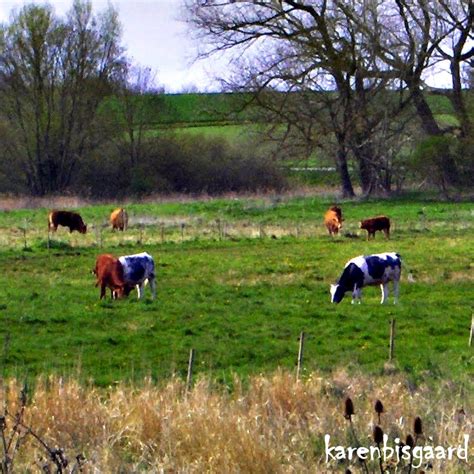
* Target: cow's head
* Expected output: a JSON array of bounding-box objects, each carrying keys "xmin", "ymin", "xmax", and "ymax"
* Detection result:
[
  {"xmin": 79, "ymin": 223, "xmax": 87, "ymax": 234},
  {"xmin": 112, "ymin": 286, "xmax": 125, "ymax": 299},
  {"xmin": 112, "ymin": 284, "xmax": 135, "ymax": 299},
  {"xmin": 330, "ymin": 284, "xmax": 345, "ymax": 303}
]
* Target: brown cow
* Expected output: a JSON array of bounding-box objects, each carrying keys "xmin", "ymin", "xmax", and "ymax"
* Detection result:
[
  {"xmin": 93, "ymin": 254, "xmax": 132, "ymax": 299},
  {"xmin": 48, "ymin": 210, "xmax": 87, "ymax": 234},
  {"xmin": 110, "ymin": 208, "xmax": 128, "ymax": 231},
  {"xmin": 324, "ymin": 205, "xmax": 343, "ymax": 236},
  {"xmin": 360, "ymin": 216, "xmax": 391, "ymax": 240}
]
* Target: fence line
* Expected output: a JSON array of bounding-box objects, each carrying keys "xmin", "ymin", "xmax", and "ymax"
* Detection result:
[
  {"xmin": 178, "ymin": 323, "xmax": 409, "ymax": 387},
  {"xmin": 3, "ymin": 214, "xmax": 474, "ymax": 251},
  {"xmin": 5, "ymin": 219, "xmax": 344, "ymax": 251}
]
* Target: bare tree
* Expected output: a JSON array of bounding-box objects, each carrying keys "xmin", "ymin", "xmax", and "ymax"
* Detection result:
[
  {"xmin": 361, "ymin": 0, "xmax": 473, "ymax": 185},
  {"xmin": 431, "ymin": 0, "xmax": 473, "ymax": 138},
  {"xmin": 186, "ymin": 0, "xmax": 472, "ymax": 195},
  {"xmin": 111, "ymin": 64, "xmax": 164, "ymax": 167},
  {"xmin": 0, "ymin": 0, "xmax": 125, "ymax": 195},
  {"xmin": 185, "ymin": 0, "xmax": 421, "ymax": 196}
]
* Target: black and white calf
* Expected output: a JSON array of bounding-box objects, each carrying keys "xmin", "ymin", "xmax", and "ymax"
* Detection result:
[
  {"xmin": 330, "ymin": 252, "xmax": 401, "ymax": 304},
  {"xmin": 118, "ymin": 252, "xmax": 156, "ymax": 299}
]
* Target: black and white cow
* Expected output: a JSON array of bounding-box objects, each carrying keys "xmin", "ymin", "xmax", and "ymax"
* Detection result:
[
  {"xmin": 118, "ymin": 252, "xmax": 156, "ymax": 299},
  {"xmin": 330, "ymin": 252, "xmax": 401, "ymax": 304}
]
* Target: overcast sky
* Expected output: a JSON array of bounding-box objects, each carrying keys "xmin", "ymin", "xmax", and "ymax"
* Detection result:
[
  {"xmin": 0, "ymin": 0, "xmax": 454, "ymax": 92},
  {"xmin": 0, "ymin": 0, "xmax": 223, "ymax": 93}
]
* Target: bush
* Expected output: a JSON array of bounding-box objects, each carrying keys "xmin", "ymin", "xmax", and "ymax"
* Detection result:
[
  {"xmin": 412, "ymin": 135, "xmax": 458, "ymax": 192},
  {"xmin": 72, "ymin": 135, "xmax": 287, "ymax": 198},
  {"xmin": 412, "ymin": 135, "xmax": 474, "ymax": 194}
]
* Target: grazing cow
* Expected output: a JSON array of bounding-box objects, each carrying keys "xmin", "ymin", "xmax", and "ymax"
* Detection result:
[
  {"xmin": 110, "ymin": 208, "xmax": 128, "ymax": 231},
  {"xmin": 324, "ymin": 205, "xmax": 344, "ymax": 236},
  {"xmin": 330, "ymin": 252, "xmax": 402, "ymax": 304},
  {"xmin": 93, "ymin": 254, "xmax": 142, "ymax": 299},
  {"xmin": 93, "ymin": 254, "xmax": 124, "ymax": 299},
  {"xmin": 119, "ymin": 252, "xmax": 156, "ymax": 300},
  {"xmin": 360, "ymin": 216, "xmax": 390, "ymax": 240},
  {"xmin": 48, "ymin": 210, "xmax": 87, "ymax": 234}
]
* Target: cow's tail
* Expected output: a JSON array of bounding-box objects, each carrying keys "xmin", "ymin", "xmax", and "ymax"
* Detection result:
[{"xmin": 395, "ymin": 253, "xmax": 415, "ymax": 282}]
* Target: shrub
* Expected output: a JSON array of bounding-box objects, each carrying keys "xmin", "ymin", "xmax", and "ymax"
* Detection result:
[
  {"xmin": 72, "ymin": 135, "xmax": 287, "ymax": 198},
  {"xmin": 411, "ymin": 135, "xmax": 473, "ymax": 193}
]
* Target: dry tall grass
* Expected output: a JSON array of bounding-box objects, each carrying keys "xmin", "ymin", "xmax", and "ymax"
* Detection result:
[
  {"xmin": 0, "ymin": 370, "xmax": 471, "ymax": 472},
  {"xmin": 0, "ymin": 188, "xmax": 335, "ymax": 211}
]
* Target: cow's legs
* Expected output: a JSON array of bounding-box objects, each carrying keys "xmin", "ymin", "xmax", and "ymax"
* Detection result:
[
  {"xmin": 136, "ymin": 283, "xmax": 144, "ymax": 299},
  {"xmin": 393, "ymin": 279, "xmax": 400, "ymax": 304},
  {"xmin": 351, "ymin": 285, "xmax": 362, "ymax": 304},
  {"xmin": 100, "ymin": 284, "xmax": 106, "ymax": 299},
  {"xmin": 149, "ymin": 277, "xmax": 157, "ymax": 300},
  {"xmin": 380, "ymin": 283, "xmax": 389, "ymax": 304}
]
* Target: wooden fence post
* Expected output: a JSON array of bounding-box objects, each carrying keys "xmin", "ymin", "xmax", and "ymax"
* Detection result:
[
  {"xmin": 389, "ymin": 319, "xmax": 396, "ymax": 361},
  {"xmin": 469, "ymin": 315, "xmax": 473, "ymax": 347},
  {"xmin": 296, "ymin": 331, "xmax": 305, "ymax": 381},
  {"xmin": 22, "ymin": 228, "xmax": 27, "ymax": 250},
  {"xmin": 181, "ymin": 223, "xmax": 185, "ymax": 242},
  {"xmin": 95, "ymin": 224, "xmax": 102, "ymax": 248},
  {"xmin": 186, "ymin": 348, "xmax": 195, "ymax": 393},
  {"xmin": 216, "ymin": 219, "xmax": 222, "ymax": 240}
]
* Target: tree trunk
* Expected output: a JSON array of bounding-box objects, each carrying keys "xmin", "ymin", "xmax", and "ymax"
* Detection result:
[
  {"xmin": 356, "ymin": 153, "xmax": 375, "ymax": 195},
  {"xmin": 335, "ymin": 146, "xmax": 355, "ymax": 198}
]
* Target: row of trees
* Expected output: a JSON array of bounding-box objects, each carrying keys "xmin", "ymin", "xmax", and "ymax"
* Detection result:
[
  {"xmin": 0, "ymin": 1, "xmax": 175, "ymax": 196},
  {"xmin": 0, "ymin": 1, "xmax": 286, "ymax": 197},
  {"xmin": 0, "ymin": 1, "xmax": 471, "ymax": 197},
  {"xmin": 0, "ymin": 1, "xmax": 124, "ymax": 195},
  {"xmin": 186, "ymin": 0, "xmax": 473, "ymax": 196}
]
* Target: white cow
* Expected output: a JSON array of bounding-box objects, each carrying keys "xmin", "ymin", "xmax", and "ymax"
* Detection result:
[
  {"xmin": 330, "ymin": 252, "xmax": 402, "ymax": 304},
  {"xmin": 119, "ymin": 252, "xmax": 156, "ymax": 299}
]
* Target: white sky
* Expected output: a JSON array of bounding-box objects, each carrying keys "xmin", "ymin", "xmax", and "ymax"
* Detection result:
[
  {"xmin": 0, "ymin": 0, "xmax": 224, "ymax": 93},
  {"xmin": 0, "ymin": 0, "xmax": 456, "ymax": 92}
]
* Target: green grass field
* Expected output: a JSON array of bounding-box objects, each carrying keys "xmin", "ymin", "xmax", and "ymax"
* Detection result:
[{"xmin": 0, "ymin": 195, "xmax": 472, "ymax": 387}]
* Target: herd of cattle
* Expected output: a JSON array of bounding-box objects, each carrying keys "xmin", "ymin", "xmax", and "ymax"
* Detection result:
[
  {"xmin": 46, "ymin": 206, "xmax": 401, "ymax": 304},
  {"xmin": 323, "ymin": 205, "xmax": 391, "ymax": 240}
]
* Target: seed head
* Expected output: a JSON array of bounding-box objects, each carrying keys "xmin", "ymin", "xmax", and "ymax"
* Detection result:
[
  {"xmin": 373, "ymin": 425, "xmax": 384, "ymax": 444},
  {"xmin": 344, "ymin": 397, "xmax": 354, "ymax": 420},
  {"xmin": 414, "ymin": 416, "xmax": 423, "ymax": 436},
  {"xmin": 375, "ymin": 399, "xmax": 384, "ymax": 423},
  {"xmin": 374, "ymin": 399, "xmax": 384, "ymax": 414},
  {"xmin": 406, "ymin": 434, "xmax": 415, "ymax": 448}
]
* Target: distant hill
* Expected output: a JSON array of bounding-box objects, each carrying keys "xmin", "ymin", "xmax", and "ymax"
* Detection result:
[{"xmin": 102, "ymin": 90, "xmax": 463, "ymax": 129}]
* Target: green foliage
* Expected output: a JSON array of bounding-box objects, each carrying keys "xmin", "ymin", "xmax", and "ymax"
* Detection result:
[
  {"xmin": 0, "ymin": 195, "xmax": 471, "ymax": 387},
  {"xmin": 72, "ymin": 135, "xmax": 287, "ymax": 197},
  {"xmin": 0, "ymin": 1, "xmax": 124, "ymax": 195},
  {"xmin": 412, "ymin": 136, "xmax": 458, "ymax": 190},
  {"xmin": 413, "ymin": 135, "xmax": 474, "ymax": 192}
]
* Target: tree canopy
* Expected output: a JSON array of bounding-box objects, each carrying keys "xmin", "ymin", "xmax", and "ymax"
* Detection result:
[{"xmin": 186, "ymin": 0, "xmax": 473, "ymax": 196}]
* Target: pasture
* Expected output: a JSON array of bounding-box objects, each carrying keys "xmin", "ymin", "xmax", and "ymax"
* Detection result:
[{"xmin": 0, "ymin": 194, "xmax": 472, "ymax": 387}]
